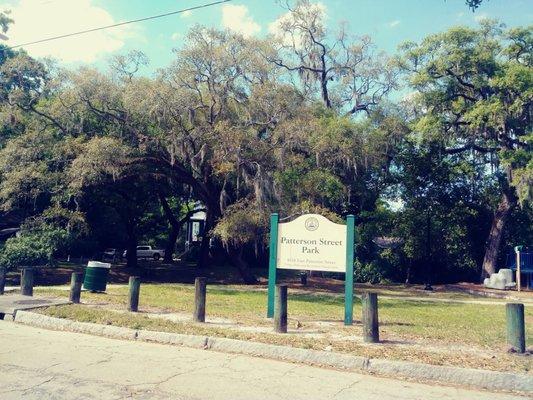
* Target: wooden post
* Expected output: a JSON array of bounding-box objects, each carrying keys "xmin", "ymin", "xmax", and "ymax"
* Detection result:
[
  {"xmin": 506, "ymin": 303, "xmax": 525, "ymax": 353},
  {"xmin": 344, "ymin": 215, "xmax": 355, "ymax": 325},
  {"xmin": 0, "ymin": 267, "xmax": 6, "ymax": 295},
  {"xmin": 516, "ymin": 250, "xmax": 521, "ymax": 292},
  {"xmin": 267, "ymin": 213, "xmax": 279, "ymax": 318},
  {"xmin": 193, "ymin": 277, "xmax": 207, "ymax": 323},
  {"xmin": 274, "ymin": 284, "xmax": 287, "ymax": 333},
  {"xmin": 20, "ymin": 267, "xmax": 34, "ymax": 296},
  {"xmin": 128, "ymin": 276, "xmax": 141, "ymax": 312},
  {"xmin": 362, "ymin": 292, "xmax": 379, "ymax": 343},
  {"xmin": 69, "ymin": 272, "xmax": 83, "ymax": 304}
]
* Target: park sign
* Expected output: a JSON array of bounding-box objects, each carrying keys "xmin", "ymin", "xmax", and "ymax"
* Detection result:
[
  {"xmin": 267, "ymin": 213, "xmax": 356, "ymax": 325},
  {"xmin": 277, "ymin": 214, "xmax": 347, "ymax": 272}
]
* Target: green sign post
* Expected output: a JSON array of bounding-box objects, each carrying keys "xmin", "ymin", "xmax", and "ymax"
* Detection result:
[
  {"xmin": 344, "ymin": 214, "xmax": 355, "ymax": 325},
  {"xmin": 267, "ymin": 213, "xmax": 356, "ymax": 325},
  {"xmin": 267, "ymin": 213, "xmax": 279, "ymax": 320}
]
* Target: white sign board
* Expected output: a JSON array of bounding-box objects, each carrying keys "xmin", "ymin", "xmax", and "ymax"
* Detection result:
[{"xmin": 276, "ymin": 214, "xmax": 347, "ymax": 272}]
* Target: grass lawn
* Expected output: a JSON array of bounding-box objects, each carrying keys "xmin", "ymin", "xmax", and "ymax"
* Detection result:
[
  {"xmin": 35, "ymin": 283, "xmax": 533, "ymax": 346},
  {"xmin": 34, "ymin": 283, "xmax": 533, "ymax": 373}
]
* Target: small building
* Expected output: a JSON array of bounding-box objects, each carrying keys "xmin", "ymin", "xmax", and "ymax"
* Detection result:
[{"xmin": 186, "ymin": 207, "xmax": 206, "ymax": 248}]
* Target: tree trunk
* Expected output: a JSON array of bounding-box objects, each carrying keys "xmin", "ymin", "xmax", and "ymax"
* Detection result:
[
  {"xmin": 197, "ymin": 199, "xmax": 219, "ymax": 269},
  {"xmin": 125, "ymin": 227, "xmax": 137, "ymax": 269},
  {"xmin": 321, "ymin": 79, "xmax": 331, "ymax": 108},
  {"xmin": 164, "ymin": 225, "xmax": 179, "ymax": 263},
  {"xmin": 480, "ymin": 191, "xmax": 515, "ymax": 281},
  {"xmin": 197, "ymin": 233, "xmax": 211, "ymax": 268},
  {"xmin": 159, "ymin": 194, "xmax": 201, "ymax": 264},
  {"xmin": 227, "ymin": 245, "xmax": 258, "ymax": 285},
  {"xmin": 159, "ymin": 194, "xmax": 180, "ymax": 263},
  {"xmin": 405, "ymin": 258, "xmax": 412, "ymax": 285}
]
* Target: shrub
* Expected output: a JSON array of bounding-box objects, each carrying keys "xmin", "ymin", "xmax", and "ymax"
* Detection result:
[
  {"xmin": 354, "ymin": 260, "xmax": 384, "ymax": 284},
  {"xmin": 0, "ymin": 225, "xmax": 67, "ymax": 269}
]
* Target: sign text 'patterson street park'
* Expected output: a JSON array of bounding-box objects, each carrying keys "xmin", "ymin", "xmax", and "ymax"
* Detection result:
[{"xmin": 276, "ymin": 214, "xmax": 347, "ymax": 272}]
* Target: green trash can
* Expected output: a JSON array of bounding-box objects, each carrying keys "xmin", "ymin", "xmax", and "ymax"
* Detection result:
[{"xmin": 83, "ymin": 261, "xmax": 111, "ymax": 292}]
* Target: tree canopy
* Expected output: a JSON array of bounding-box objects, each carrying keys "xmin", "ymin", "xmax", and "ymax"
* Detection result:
[{"xmin": 0, "ymin": 2, "xmax": 531, "ymax": 285}]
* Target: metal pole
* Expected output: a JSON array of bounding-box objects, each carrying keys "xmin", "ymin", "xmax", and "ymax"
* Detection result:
[
  {"xmin": 344, "ymin": 215, "xmax": 355, "ymax": 325},
  {"xmin": 516, "ymin": 250, "xmax": 521, "ymax": 292},
  {"xmin": 267, "ymin": 213, "xmax": 279, "ymax": 318}
]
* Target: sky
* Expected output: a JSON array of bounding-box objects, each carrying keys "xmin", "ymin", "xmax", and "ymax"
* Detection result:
[{"xmin": 0, "ymin": 0, "xmax": 531, "ymax": 74}]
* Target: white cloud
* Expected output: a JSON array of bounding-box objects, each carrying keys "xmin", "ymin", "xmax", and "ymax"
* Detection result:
[
  {"xmin": 268, "ymin": 2, "xmax": 327, "ymax": 35},
  {"xmin": 171, "ymin": 32, "xmax": 181, "ymax": 41},
  {"xmin": 4, "ymin": 0, "xmax": 140, "ymax": 63},
  {"xmin": 388, "ymin": 20, "xmax": 400, "ymax": 28},
  {"xmin": 221, "ymin": 4, "xmax": 260, "ymax": 38},
  {"xmin": 180, "ymin": 10, "xmax": 193, "ymax": 18}
]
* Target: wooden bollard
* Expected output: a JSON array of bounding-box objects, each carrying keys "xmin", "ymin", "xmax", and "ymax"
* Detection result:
[
  {"xmin": 69, "ymin": 272, "xmax": 83, "ymax": 303},
  {"xmin": 128, "ymin": 276, "xmax": 141, "ymax": 312},
  {"xmin": 20, "ymin": 267, "xmax": 34, "ymax": 296},
  {"xmin": 0, "ymin": 267, "xmax": 6, "ymax": 295},
  {"xmin": 362, "ymin": 292, "xmax": 379, "ymax": 343},
  {"xmin": 274, "ymin": 284, "xmax": 288, "ymax": 333},
  {"xmin": 506, "ymin": 303, "xmax": 525, "ymax": 353},
  {"xmin": 193, "ymin": 277, "xmax": 207, "ymax": 322}
]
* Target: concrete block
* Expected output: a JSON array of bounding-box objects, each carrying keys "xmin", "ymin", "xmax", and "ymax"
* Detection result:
[
  {"xmin": 499, "ymin": 268, "xmax": 514, "ymax": 284},
  {"xmin": 491, "ymin": 275, "xmax": 506, "ymax": 290}
]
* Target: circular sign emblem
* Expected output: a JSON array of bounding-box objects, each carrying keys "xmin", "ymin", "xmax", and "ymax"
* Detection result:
[{"xmin": 305, "ymin": 217, "xmax": 319, "ymax": 231}]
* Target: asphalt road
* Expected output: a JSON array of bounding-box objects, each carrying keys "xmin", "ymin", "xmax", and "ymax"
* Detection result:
[{"xmin": 0, "ymin": 321, "xmax": 526, "ymax": 400}]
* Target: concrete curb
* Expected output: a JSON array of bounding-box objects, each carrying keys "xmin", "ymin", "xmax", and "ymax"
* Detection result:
[
  {"xmin": 13, "ymin": 310, "xmax": 533, "ymax": 394},
  {"xmin": 14, "ymin": 311, "xmax": 137, "ymax": 340},
  {"xmin": 137, "ymin": 329, "xmax": 207, "ymax": 349}
]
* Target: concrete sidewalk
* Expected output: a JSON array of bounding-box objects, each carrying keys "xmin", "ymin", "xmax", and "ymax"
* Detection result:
[
  {"xmin": 0, "ymin": 294, "xmax": 70, "ymax": 317},
  {"xmin": 0, "ymin": 321, "xmax": 527, "ymax": 400}
]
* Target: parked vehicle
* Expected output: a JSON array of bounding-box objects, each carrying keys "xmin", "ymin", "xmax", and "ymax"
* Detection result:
[
  {"xmin": 103, "ymin": 248, "xmax": 119, "ymax": 260},
  {"xmin": 122, "ymin": 245, "xmax": 165, "ymax": 260}
]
